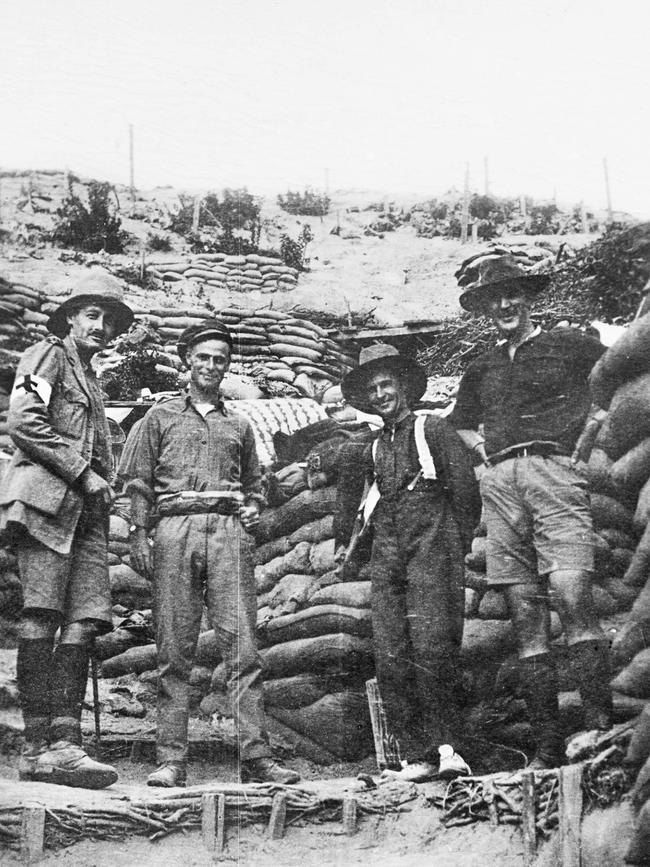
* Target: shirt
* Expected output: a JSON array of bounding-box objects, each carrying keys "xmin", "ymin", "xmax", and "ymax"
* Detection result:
[
  {"xmin": 118, "ymin": 393, "xmax": 264, "ymax": 504},
  {"xmin": 451, "ymin": 328, "xmax": 604, "ymax": 456}
]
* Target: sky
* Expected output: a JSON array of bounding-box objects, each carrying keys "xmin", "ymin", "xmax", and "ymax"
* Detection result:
[{"xmin": 2, "ymin": 0, "xmax": 650, "ymax": 216}]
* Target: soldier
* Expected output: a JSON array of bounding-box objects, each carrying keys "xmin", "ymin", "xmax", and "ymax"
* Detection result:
[
  {"xmin": 341, "ymin": 344, "xmax": 481, "ymax": 781},
  {"xmin": 120, "ymin": 321, "xmax": 300, "ymax": 788},
  {"xmin": 451, "ymin": 255, "xmax": 611, "ymax": 768},
  {"xmin": 1, "ymin": 271, "xmax": 133, "ymax": 788}
]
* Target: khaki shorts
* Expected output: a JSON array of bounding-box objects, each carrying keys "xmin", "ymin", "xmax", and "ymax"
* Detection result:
[
  {"xmin": 15, "ymin": 517, "xmax": 112, "ymax": 630},
  {"xmin": 480, "ymin": 454, "xmax": 594, "ymax": 585}
]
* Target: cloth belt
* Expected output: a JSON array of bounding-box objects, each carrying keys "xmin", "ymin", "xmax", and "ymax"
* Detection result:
[
  {"xmin": 488, "ymin": 442, "xmax": 570, "ymax": 467},
  {"xmin": 156, "ymin": 491, "xmax": 243, "ymax": 518}
]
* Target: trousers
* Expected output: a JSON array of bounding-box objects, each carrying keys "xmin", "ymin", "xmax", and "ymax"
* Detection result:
[{"xmin": 153, "ymin": 513, "xmax": 271, "ymax": 765}]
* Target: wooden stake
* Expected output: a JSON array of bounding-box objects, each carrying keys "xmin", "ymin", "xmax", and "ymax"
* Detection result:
[
  {"xmin": 559, "ymin": 765, "xmax": 583, "ymax": 867},
  {"xmin": 192, "ymin": 196, "xmax": 201, "ymax": 233},
  {"xmin": 202, "ymin": 792, "xmax": 226, "ymax": 856},
  {"xmin": 485, "ymin": 780, "xmax": 498, "ymax": 828},
  {"xmin": 342, "ymin": 796, "xmax": 358, "ymax": 836},
  {"xmin": 580, "ymin": 202, "xmax": 589, "ymax": 234},
  {"xmin": 461, "ymin": 163, "xmax": 470, "ymax": 244},
  {"xmin": 268, "ymin": 792, "xmax": 288, "ymax": 839},
  {"xmin": 21, "ymin": 805, "xmax": 45, "ymax": 863},
  {"xmin": 520, "ymin": 771, "xmax": 537, "ymax": 865}
]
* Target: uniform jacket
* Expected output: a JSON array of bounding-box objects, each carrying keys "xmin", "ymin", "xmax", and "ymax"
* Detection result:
[{"xmin": 0, "ymin": 334, "xmax": 111, "ymax": 554}]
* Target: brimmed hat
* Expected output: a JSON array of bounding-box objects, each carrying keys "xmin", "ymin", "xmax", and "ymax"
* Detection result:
[
  {"xmin": 458, "ymin": 255, "xmax": 551, "ymax": 313},
  {"xmin": 177, "ymin": 320, "xmax": 233, "ymax": 364},
  {"xmin": 47, "ymin": 271, "xmax": 134, "ymax": 337},
  {"xmin": 341, "ymin": 344, "xmax": 427, "ymax": 413}
]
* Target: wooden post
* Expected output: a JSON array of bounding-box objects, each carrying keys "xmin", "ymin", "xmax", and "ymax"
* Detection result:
[
  {"xmin": 192, "ymin": 196, "xmax": 201, "ymax": 233},
  {"xmin": 21, "ymin": 805, "xmax": 45, "ymax": 863},
  {"xmin": 559, "ymin": 765, "xmax": 583, "ymax": 867},
  {"xmin": 603, "ymin": 157, "xmax": 613, "ymax": 223},
  {"xmin": 483, "ymin": 155, "xmax": 489, "ymax": 196},
  {"xmin": 520, "ymin": 771, "xmax": 537, "ymax": 865},
  {"xmin": 342, "ymin": 797, "xmax": 358, "ymax": 835},
  {"xmin": 129, "ymin": 124, "xmax": 135, "ymax": 211},
  {"xmin": 460, "ymin": 163, "xmax": 470, "ymax": 244},
  {"xmin": 580, "ymin": 202, "xmax": 589, "ymax": 234},
  {"xmin": 268, "ymin": 792, "xmax": 288, "ymax": 839},
  {"xmin": 140, "ymin": 243, "xmax": 146, "ymax": 282},
  {"xmin": 471, "ymin": 221, "xmax": 479, "ymax": 243},
  {"xmin": 202, "ymin": 792, "xmax": 226, "ymax": 856},
  {"xmin": 485, "ymin": 780, "xmax": 498, "ymax": 828}
]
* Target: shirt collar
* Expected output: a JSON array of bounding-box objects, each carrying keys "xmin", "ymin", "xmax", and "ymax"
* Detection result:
[
  {"xmin": 183, "ymin": 390, "xmax": 228, "ymax": 416},
  {"xmin": 496, "ymin": 325, "xmax": 542, "ymax": 348},
  {"xmin": 381, "ymin": 407, "xmax": 411, "ymax": 434}
]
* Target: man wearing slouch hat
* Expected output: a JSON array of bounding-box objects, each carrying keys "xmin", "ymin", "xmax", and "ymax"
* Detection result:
[
  {"xmin": 341, "ymin": 344, "xmax": 480, "ymax": 781},
  {"xmin": 451, "ymin": 255, "xmax": 611, "ymax": 769},
  {"xmin": 1, "ymin": 271, "xmax": 133, "ymax": 788},
  {"xmin": 120, "ymin": 320, "xmax": 300, "ymax": 788}
]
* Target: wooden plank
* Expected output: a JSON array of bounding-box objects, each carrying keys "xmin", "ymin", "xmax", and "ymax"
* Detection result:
[
  {"xmin": 268, "ymin": 792, "xmax": 287, "ymax": 839},
  {"xmin": 559, "ymin": 765, "xmax": 583, "ymax": 867},
  {"xmin": 21, "ymin": 805, "xmax": 45, "ymax": 863},
  {"xmin": 484, "ymin": 780, "xmax": 498, "ymax": 829},
  {"xmin": 342, "ymin": 796, "xmax": 357, "ymax": 836},
  {"xmin": 202, "ymin": 792, "xmax": 226, "ymax": 856},
  {"xmin": 520, "ymin": 771, "xmax": 537, "ymax": 865}
]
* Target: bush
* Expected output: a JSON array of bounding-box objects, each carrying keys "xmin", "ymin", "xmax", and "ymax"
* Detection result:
[
  {"xmin": 280, "ymin": 225, "xmax": 313, "ymax": 271},
  {"xmin": 146, "ymin": 232, "xmax": 172, "ymax": 252},
  {"xmin": 169, "ymin": 188, "xmax": 262, "ymax": 251},
  {"xmin": 277, "ymin": 188, "xmax": 330, "ymax": 216},
  {"xmin": 52, "ymin": 179, "xmax": 127, "ymax": 253}
]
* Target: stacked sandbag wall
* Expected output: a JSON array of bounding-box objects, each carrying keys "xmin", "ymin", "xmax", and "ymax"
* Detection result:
[
  {"xmin": 588, "ymin": 314, "xmax": 650, "ymax": 698},
  {"xmin": 0, "ymin": 276, "xmax": 48, "ymax": 350},
  {"xmin": 146, "ymin": 253, "xmax": 300, "ymax": 295}
]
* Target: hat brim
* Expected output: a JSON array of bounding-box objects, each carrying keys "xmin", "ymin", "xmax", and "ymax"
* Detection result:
[
  {"xmin": 459, "ymin": 273, "xmax": 551, "ymax": 313},
  {"xmin": 341, "ymin": 355, "xmax": 427, "ymax": 413},
  {"xmin": 47, "ymin": 295, "xmax": 134, "ymax": 337}
]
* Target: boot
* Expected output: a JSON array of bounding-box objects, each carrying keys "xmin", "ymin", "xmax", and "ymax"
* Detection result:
[
  {"xmin": 16, "ymin": 636, "xmax": 53, "ymax": 771},
  {"xmin": 519, "ymin": 654, "xmax": 563, "ymax": 770},
  {"xmin": 147, "ymin": 763, "xmax": 186, "ymax": 788},
  {"xmin": 570, "ymin": 639, "xmax": 613, "ymax": 731},
  {"xmin": 49, "ymin": 643, "xmax": 89, "ymax": 745},
  {"xmin": 241, "ymin": 756, "xmax": 300, "ymax": 784},
  {"xmin": 31, "ymin": 740, "xmax": 118, "ymax": 789}
]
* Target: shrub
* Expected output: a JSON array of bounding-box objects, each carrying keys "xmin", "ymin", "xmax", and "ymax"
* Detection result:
[
  {"xmin": 146, "ymin": 232, "xmax": 172, "ymax": 252},
  {"xmin": 170, "ymin": 188, "xmax": 262, "ymax": 251},
  {"xmin": 52, "ymin": 179, "xmax": 127, "ymax": 253},
  {"xmin": 277, "ymin": 188, "xmax": 330, "ymax": 216}
]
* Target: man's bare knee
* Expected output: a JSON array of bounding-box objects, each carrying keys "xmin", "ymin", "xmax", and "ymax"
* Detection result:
[
  {"xmin": 19, "ymin": 609, "xmax": 58, "ymax": 641},
  {"xmin": 59, "ymin": 620, "xmax": 100, "ymax": 645}
]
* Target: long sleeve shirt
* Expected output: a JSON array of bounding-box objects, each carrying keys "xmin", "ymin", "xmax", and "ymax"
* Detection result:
[{"xmin": 118, "ymin": 393, "xmax": 264, "ymax": 506}]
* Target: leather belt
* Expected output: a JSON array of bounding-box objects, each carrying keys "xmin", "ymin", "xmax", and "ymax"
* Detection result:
[
  {"xmin": 488, "ymin": 442, "xmax": 570, "ymax": 466},
  {"xmin": 156, "ymin": 490, "xmax": 243, "ymax": 518}
]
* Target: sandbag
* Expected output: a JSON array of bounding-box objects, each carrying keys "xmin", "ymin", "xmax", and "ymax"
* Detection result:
[
  {"xmin": 259, "ymin": 633, "xmax": 374, "ymax": 679},
  {"xmin": 603, "ymin": 577, "xmax": 637, "ymax": 608},
  {"xmin": 288, "ymin": 516, "xmax": 335, "ymax": 548},
  {"xmin": 585, "ymin": 447, "xmax": 617, "ymax": 495},
  {"xmin": 309, "ymin": 538, "xmax": 337, "ymax": 575},
  {"xmin": 478, "ymin": 589, "xmax": 508, "ymax": 620},
  {"xmin": 256, "ymin": 487, "xmax": 337, "ymax": 543},
  {"xmin": 267, "ymin": 691, "xmax": 372, "ymax": 760},
  {"xmin": 611, "ymin": 438, "xmax": 650, "ymax": 496},
  {"xmin": 611, "ymin": 621, "xmax": 650, "ymax": 668},
  {"xmin": 253, "ymin": 536, "xmax": 292, "ymax": 566},
  {"xmin": 592, "ymin": 585, "xmax": 620, "ymax": 616},
  {"xmin": 629, "ymin": 575, "xmax": 650, "ymax": 622},
  {"xmin": 258, "ymin": 605, "xmax": 371, "ymax": 647},
  {"xmin": 255, "ymin": 541, "xmax": 312, "ymax": 593},
  {"xmin": 599, "ymin": 528, "xmax": 638, "ymax": 551},
  {"xmin": 605, "ymin": 373, "xmax": 650, "ymax": 459},
  {"xmin": 610, "ymin": 547, "xmax": 634, "ymax": 576},
  {"xmin": 622, "ymin": 527, "xmax": 650, "ymax": 588},
  {"xmin": 263, "ymin": 673, "xmax": 333, "ymax": 709},
  {"xmin": 610, "ymin": 647, "xmax": 650, "ymax": 697},
  {"xmin": 309, "ymin": 581, "xmax": 371, "ymax": 608},
  {"xmin": 109, "ymin": 564, "xmax": 151, "ymax": 609},
  {"xmin": 465, "ymin": 536, "xmax": 487, "ymax": 572},
  {"xmin": 591, "ymin": 494, "xmax": 635, "ymax": 534},
  {"xmin": 219, "ymin": 373, "xmax": 264, "ymax": 401},
  {"xmin": 267, "ymin": 572, "xmax": 320, "ymax": 613},
  {"xmin": 635, "ymin": 478, "xmax": 650, "ymax": 530},
  {"xmin": 269, "ymin": 343, "xmax": 322, "ymax": 363},
  {"xmin": 626, "ymin": 703, "xmax": 650, "ymax": 766},
  {"xmin": 100, "ymin": 644, "xmax": 158, "ymax": 677},
  {"xmin": 589, "ymin": 314, "xmax": 650, "ymax": 409}
]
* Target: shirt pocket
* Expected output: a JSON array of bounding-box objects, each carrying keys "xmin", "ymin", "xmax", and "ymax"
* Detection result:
[{"xmin": 53, "ymin": 384, "xmax": 89, "ymax": 438}]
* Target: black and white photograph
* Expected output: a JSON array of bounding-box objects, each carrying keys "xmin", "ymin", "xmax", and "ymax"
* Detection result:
[{"xmin": 0, "ymin": 1, "xmax": 649, "ymax": 864}]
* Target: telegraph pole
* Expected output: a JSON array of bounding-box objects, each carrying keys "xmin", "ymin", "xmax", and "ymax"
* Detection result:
[
  {"xmin": 483, "ymin": 156, "xmax": 489, "ymax": 196},
  {"xmin": 129, "ymin": 124, "xmax": 135, "ymax": 211},
  {"xmin": 603, "ymin": 157, "xmax": 613, "ymax": 223},
  {"xmin": 460, "ymin": 163, "xmax": 470, "ymax": 244}
]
